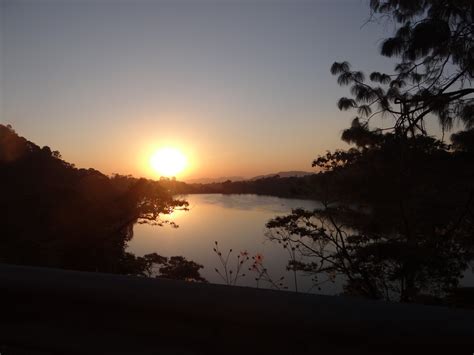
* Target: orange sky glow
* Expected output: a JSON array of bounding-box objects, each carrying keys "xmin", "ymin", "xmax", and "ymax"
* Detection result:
[{"xmin": 1, "ymin": 1, "xmax": 404, "ymax": 181}]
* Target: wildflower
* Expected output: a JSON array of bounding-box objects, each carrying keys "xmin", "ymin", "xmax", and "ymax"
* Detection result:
[{"xmin": 254, "ymin": 253, "xmax": 264, "ymax": 264}]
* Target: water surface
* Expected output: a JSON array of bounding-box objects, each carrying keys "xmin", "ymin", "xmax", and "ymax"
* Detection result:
[
  {"xmin": 129, "ymin": 194, "xmax": 343, "ymax": 294},
  {"xmin": 129, "ymin": 193, "xmax": 474, "ymax": 295}
]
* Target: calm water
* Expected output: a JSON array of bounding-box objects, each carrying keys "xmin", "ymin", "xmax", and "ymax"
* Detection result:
[
  {"xmin": 129, "ymin": 193, "xmax": 473, "ymax": 294},
  {"xmin": 128, "ymin": 194, "xmax": 343, "ymax": 294}
]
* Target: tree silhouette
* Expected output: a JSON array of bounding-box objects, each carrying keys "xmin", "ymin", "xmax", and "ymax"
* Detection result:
[
  {"xmin": 332, "ymin": 0, "xmax": 473, "ymax": 138},
  {"xmin": 156, "ymin": 256, "xmax": 207, "ymax": 282},
  {"xmin": 0, "ymin": 124, "xmax": 205, "ymax": 282},
  {"xmin": 266, "ymin": 0, "xmax": 474, "ymax": 304}
]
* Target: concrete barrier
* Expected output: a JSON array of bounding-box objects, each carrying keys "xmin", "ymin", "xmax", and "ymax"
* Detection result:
[{"xmin": 1, "ymin": 263, "xmax": 473, "ymax": 354}]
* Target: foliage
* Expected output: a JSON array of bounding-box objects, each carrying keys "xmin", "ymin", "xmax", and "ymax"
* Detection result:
[
  {"xmin": 451, "ymin": 128, "xmax": 474, "ymax": 152},
  {"xmin": 266, "ymin": 0, "xmax": 474, "ymax": 304},
  {"xmin": 213, "ymin": 241, "xmax": 249, "ymax": 286},
  {"xmin": 168, "ymin": 174, "xmax": 321, "ymax": 200},
  {"xmin": 0, "ymin": 124, "xmax": 205, "ymax": 282},
  {"xmin": 212, "ymin": 241, "xmax": 286, "ymax": 290},
  {"xmin": 267, "ymin": 200, "xmax": 473, "ymax": 301},
  {"xmin": 269, "ymin": 130, "xmax": 474, "ymax": 302},
  {"xmin": 248, "ymin": 252, "xmax": 287, "ymax": 291},
  {"xmin": 143, "ymin": 253, "xmax": 207, "ymax": 282},
  {"xmin": 331, "ymin": 0, "xmax": 473, "ymax": 138}
]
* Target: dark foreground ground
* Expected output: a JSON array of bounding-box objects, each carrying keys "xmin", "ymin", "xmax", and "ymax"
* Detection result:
[{"xmin": 1, "ymin": 263, "xmax": 473, "ymax": 354}]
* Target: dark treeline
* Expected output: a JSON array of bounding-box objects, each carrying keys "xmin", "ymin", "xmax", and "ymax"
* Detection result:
[
  {"xmin": 0, "ymin": 124, "xmax": 205, "ymax": 281},
  {"xmin": 267, "ymin": 134, "xmax": 474, "ymax": 302},
  {"xmin": 266, "ymin": 0, "xmax": 474, "ymax": 306},
  {"xmin": 160, "ymin": 174, "xmax": 323, "ymax": 200}
]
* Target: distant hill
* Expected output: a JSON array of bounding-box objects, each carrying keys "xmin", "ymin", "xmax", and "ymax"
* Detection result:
[
  {"xmin": 185, "ymin": 176, "xmax": 245, "ymax": 184},
  {"xmin": 185, "ymin": 171, "xmax": 313, "ymax": 184},
  {"xmin": 250, "ymin": 171, "xmax": 313, "ymax": 180}
]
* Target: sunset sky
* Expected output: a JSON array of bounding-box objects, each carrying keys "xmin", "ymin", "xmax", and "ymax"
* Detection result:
[{"xmin": 1, "ymin": 0, "xmax": 396, "ymax": 180}]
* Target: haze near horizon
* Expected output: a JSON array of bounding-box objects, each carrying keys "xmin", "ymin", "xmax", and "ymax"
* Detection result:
[{"xmin": 1, "ymin": 0, "xmax": 394, "ymax": 180}]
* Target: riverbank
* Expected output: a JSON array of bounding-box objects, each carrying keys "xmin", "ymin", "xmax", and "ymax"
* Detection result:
[{"xmin": 159, "ymin": 174, "xmax": 324, "ymax": 201}]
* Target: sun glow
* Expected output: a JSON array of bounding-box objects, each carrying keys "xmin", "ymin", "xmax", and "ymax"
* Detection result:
[{"xmin": 150, "ymin": 147, "xmax": 187, "ymax": 177}]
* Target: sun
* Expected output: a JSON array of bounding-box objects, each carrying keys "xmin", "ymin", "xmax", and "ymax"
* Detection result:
[{"xmin": 150, "ymin": 147, "xmax": 187, "ymax": 177}]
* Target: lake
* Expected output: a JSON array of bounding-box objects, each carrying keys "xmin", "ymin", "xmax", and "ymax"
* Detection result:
[
  {"xmin": 129, "ymin": 193, "xmax": 473, "ymax": 295},
  {"xmin": 128, "ymin": 193, "xmax": 343, "ymax": 294}
]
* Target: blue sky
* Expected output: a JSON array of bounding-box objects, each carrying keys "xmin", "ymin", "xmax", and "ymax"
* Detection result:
[{"xmin": 1, "ymin": 0, "xmax": 397, "ymax": 179}]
